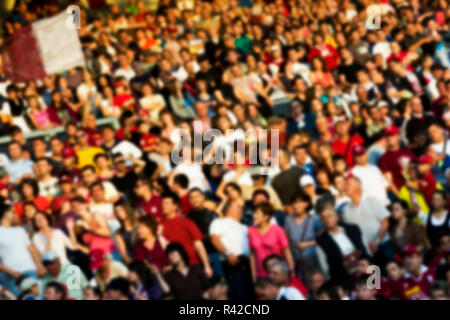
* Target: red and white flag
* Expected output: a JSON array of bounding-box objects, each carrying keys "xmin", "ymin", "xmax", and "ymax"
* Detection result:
[{"xmin": 1, "ymin": 11, "xmax": 85, "ymax": 82}]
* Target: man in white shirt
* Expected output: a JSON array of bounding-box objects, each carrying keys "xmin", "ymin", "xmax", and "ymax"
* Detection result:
[
  {"xmin": 343, "ymin": 176, "xmax": 390, "ymax": 255},
  {"xmin": 210, "ymin": 200, "xmax": 252, "ymax": 299},
  {"xmin": 35, "ymin": 157, "xmax": 59, "ymax": 198},
  {"xmin": 0, "ymin": 203, "xmax": 45, "ymax": 296},
  {"xmin": 349, "ymin": 145, "xmax": 390, "ymax": 205}
]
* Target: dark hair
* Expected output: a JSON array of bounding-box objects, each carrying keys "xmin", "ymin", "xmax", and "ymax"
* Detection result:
[
  {"xmin": 137, "ymin": 215, "xmax": 157, "ymax": 235},
  {"xmin": 355, "ymin": 274, "xmax": 372, "ymax": 287},
  {"xmin": 20, "ymin": 178, "xmax": 39, "ymax": 198},
  {"xmin": 165, "ymin": 242, "xmax": 190, "ymax": 266},
  {"xmin": 224, "ymin": 182, "xmax": 241, "ymax": 195},
  {"xmin": 128, "ymin": 261, "xmax": 157, "ymax": 292},
  {"xmin": 161, "ymin": 192, "xmax": 180, "ymax": 206},
  {"xmin": 429, "ymin": 280, "xmax": 448, "ymax": 297},
  {"xmin": 32, "ymin": 212, "xmax": 53, "ymax": 232},
  {"xmin": 45, "ymin": 281, "xmax": 67, "ymax": 300},
  {"xmin": 290, "ymin": 191, "xmax": 313, "ymax": 211},
  {"xmin": 70, "ymin": 196, "xmax": 86, "ymax": 204},
  {"xmin": 0, "ymin": 200, "xmax": 11, "ymax": 221},
  {"xmin": 81, "ymin": 165, "xmax": 96, "ymax": 174},
  {"xmin": 262, "ymin": 254, "xmax": 283, "ymax": 272},
  {"xmin": 89, "ymin": 181, "xmax": 104, "ymax": 191},
  {"xmin": 94, "ymin": 153, "xmax": 109, "ymax": 162},
  {"xmin": 254, "ymin": 202, "xmax": 275, "ymax": 219},
  {"xmin": 106, "ymin": 277, "xmax": 130, "ymax": 297},
  {"xmin": 188, "ymin": 187, "xmax": 203, "ymax": 196},
  {"xmin": 317, "ymin": 281, "xmax": 341, "ymax": 300},
  {"xmin": 252, "ymin": 189, "xmax": 270, "ymax": 202},
  {"xmin": 173, "ymin": 174, "xmax": 189, "ymax": 189}
]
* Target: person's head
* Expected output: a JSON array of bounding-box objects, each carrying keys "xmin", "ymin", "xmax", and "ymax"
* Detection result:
[
  {"xmin": 83, "ymin": 286, "xmax": 102, "ymax": 300},
  {"xmin": 254, "ymin": 278, "xmax": 280, "ymax": 300},
  {"xmin": 224, "ymin": 182, "xmax": 242, "ymax": 200},
  {"xmin": 188, "ymin": 188, "xmax": 205, "ymax": 210},
  {"xmin": 252, "ymin": 189, "xmax": 270, "ymax": 206},
  {"xmin": 32, "ymin": 211, "xmax": 52, "ymax": 232},
  {"xmin": 402, "ymin": 244, "xmax": 424, "ymax": 275},
  {"xmin": 316, "ymin": 282, "xmax": 341, "ymax": 300},
  {"xmin": 384, "ymin": 126, "xmax": 401, "ymax": 150},
  {"xmin": 43, "ymin": 281, "xmax": 66, "ymax": 300},
  {"xmin": 389, "ymin": 200, "xmax": 410, "ymax": 221},
  {"xmin": 165, "ymin": 242, "xmax": 190, "ymax": 267},
  {"xmin": 268, "ymin": 261, "xmax": 290, "ymax": 287},
  {"xmin": 137, "ymin": 215, "xmax": 157, "ymax": 240},
  {"xmin": 134, "ymin": 178, "xmax": 152, "ymax": 197},
  {"xmin": 8, "ymin": 141, "xmax": 23, "ymax": 160},
  {"xmin": 106, "ymin": 277, "xmax": 130, "ymax": 300},
  {"xmin": 411, "ymin": 97, "xmax": 423, "ymax": 115},
  {"xmin": 429, "ymin": 280, "xmax": 449, "ymax": 300},
  {"xmin": 172, "ymin": 174, "xmax": 189, "ymax": 192},
  {"xmin": 344, "ymin": 176, "xmax": 362, "ymax": 198},
  {"xmin": 20, "ymin": 178, "xmax": 39, "ymax": 199},
  {"xmin": 428, "ymin": 122, "xmax": 445, "ymax": 143},
  {"xmin": 90, "ymin": 181, "xmax": 106, "ymax": 203},
  {"xmin": 128, "ymin": 261, "xmax": 154, "ymax": 289},
  {"xmin": 161, "ymin": 192, "xmax": 180, "ymax": 217},
  {"xmin": 0, "ymin": 202, "xmax": 14, "ymax": 225},
  {"xmin": 354, "ymin": 274, "xmax": 376, "ymax": 300},
  {"xmin": 385, "ymin": 260, "xmax": 404, "ymax": 282},
  {"xmin": 431, "ymin": 190, "xmax": 447, "ymax": 211},
  {"xmin": 49, "ymin": 137, "xmax": 64, "ymax": 156},
  {"xmin": 291, "ymin": 191, "xmax": 312, "ymax": 215},
  {"xmin": 438, "ymin": 232, "xmax": 450, "ymax": 253},
  {"xmin": 316, "ymin": 196, "xmax": 338, "ymax": 231},
  {"xmin": 81, "ymin": 165, "xmax": 97, "ymax": 186},
  {"xmin": 94, "ymin": 153, "xmax": 110, "ymax": 171},
  {"xmin": 308, "ymin": 270, "xmax": 326, "ymax": 293},
  {"xmin": 253, "ymin": 202, "xmax": 275, "ymax": 226},
  {"xmin": 221, "ymin": 200, "xmax": 243, "ymax": 221},
  {"xmin": 42, "ymin": 250, "xmax": 62, "ymax": 277},
  {"xmin": 75, "ymin": 129, "xmax": 89, "ymax": 147},
  {"xmin": 35, "ymin": 157, "xmax": 53, "ymax": 178},
  {"xmin": 357, "ymin": 254, "xmax": 373, "ymax": 276},
  {"xmin": 293, "ymin": 144, "xmax": 308, "ymax": 166},
  {"xmin": 114, "ymin": 198, "xmax": 134, "ymax": 225}
]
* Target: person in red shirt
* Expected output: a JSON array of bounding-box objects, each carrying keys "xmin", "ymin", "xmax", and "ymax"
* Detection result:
[
  {"xmin": 307, "ymin": 32, "xmax": 340, "ymax": 71},
  {"xmin": 331, "ymin": 119, "xmax": 364, "ymax": 167},
  {"xmin": 394, "ymin": 244, "xmax": 436, "ymax": 300},
  {"xmin": 160, "ymin": 192, "xmax": 213, "ymax": 278},
  {"xmin": 134, "ymin": 178, "xmax": 164, "ymax": 223},
  {"xmin": 15, "ymin": 178, "xmax": 50, "ymax": 220},
  {"xmin": 169, "ymin": 173, "xmax": 192, "ymax": 215},
  {"xmin": 133, "ymin": 215, "xmax": 169, "ymax": 270},
  {"xmin": 378, "ymin": 126, "xmax": 416, "ymax": 194},
  {"xmin": 417, "ymin": 154, "xmax": 439, "ymax": 206}
]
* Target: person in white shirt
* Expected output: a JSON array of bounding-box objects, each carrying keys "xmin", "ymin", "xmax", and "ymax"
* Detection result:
[
  {"xmin": 428, "ymin": 122, "xmax": 450, "ymax": 157},
  {"xmin": 35, "ymin": 157, "xmax": 60, "ymax": 198},
  {"xmin": 343, "ymin": 176, "xmax": 390, "ymax": 255},
  {"xmin": 255, "ymin": 278, "xmax": 305, "ymax": 300},
  {"xmin": 114, "ymin": 54, "xmax": 136, "ymax": 81},
  {"xmin": 349, "ymin": 145, "xmax": 390, "ymax": 205},
  {"xmin": 0, "ymin": 203, "xmax": 45, "ymax": 296}
]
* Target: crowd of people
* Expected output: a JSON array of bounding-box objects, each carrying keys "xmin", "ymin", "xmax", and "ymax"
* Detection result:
[{"xmin": 0, "ymin": 0, "xmax": 450, "ymax": 300}]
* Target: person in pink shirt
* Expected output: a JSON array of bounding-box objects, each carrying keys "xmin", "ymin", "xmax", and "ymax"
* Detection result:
[{"xmin": 248, "ymin": 202, "xmax": 295, "ymax": 281}]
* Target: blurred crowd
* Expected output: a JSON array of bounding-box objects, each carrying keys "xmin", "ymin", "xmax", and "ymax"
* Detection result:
[{"xmin": 1, "ymin": 0, "xmax": 450, "ymax": 300}]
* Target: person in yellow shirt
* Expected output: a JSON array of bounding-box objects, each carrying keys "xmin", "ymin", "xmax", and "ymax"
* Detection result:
[{"xmin": 74, "ymin": 129, "xmax": 105, "ymax": 169}]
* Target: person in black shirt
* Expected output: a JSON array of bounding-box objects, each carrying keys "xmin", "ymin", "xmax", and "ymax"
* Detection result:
[
  {"xmin": 111, "ymin": 153, "xmax": 146, "ymax": 205},
  {"xmin": 338, "ymin": 48, "xmax": 363, "ymax": 85}
]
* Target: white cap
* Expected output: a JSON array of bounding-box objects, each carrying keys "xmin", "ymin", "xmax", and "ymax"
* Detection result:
[
  {"xmin": 300, "ymin": 175, "xmax": 315, "ymax": 187},
  {"xmin": 19, "ymin": 277, "xmax": 39, "ymax": 292}
]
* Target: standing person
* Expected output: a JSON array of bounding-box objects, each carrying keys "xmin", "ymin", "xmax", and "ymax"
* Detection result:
[
  {"xmin": 284, "ymin": 192, "xmax": 321, "ymax": 283},
  {"xmin": 343, "ymin": 176, "xmax": 390, "ymax": 255},
  {"xmin": 423, "ymin": 190, "xmax": 450, "ymax": 249},
  {"xmin": 134, "ymin": 178, "xmax": 164, "ymax": 223},
  {"xmin": 0, "ymin": 203, "xmax": 45, "ymax": 296},
  {"xmin": 315, "ymin": 196, "xmax": 367, "ymax": 285},
  {"xmin": 163, "ymin": 242, "xmax": 209, "ymax": 300},
  {"xmin": 248, "ymin": 202, "xmax": 295, "ymax": 281},
  {"xmin": 160, "ymin": 193, "xmax": 213, "ymax": 278},
  {"xmin": 209, "ymin": 200, "xmax": 253, "ymax": 300}
]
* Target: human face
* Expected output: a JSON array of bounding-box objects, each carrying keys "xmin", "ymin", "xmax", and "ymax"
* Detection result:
[
  {"xmin": 36, "ymin": 160, "xmax": 51, "ymax": 177},
  {"xmin": 8, "ymin": 143, "xmax": 22, "ymax": 160},
  {"xmin": 43, "ymin": 287, "xmax": 62, "ymax": 300},
  {"xmin": 403, "ymin": 253, "xmax": 423, "ymax": 274},
  {"xmin": 91, "ymin": 185, "xmax": 105, "ymax": 202},
  {"xmin": 294, "ymin": 148, "xmax": 307, "ymax": 166},
  {"xmin": 114, "ymin": 205, "xmax": 128, "ymax": 221},
  {"xmin": 320, "ymin": 207, "xmax": 338, "ymax": 230},
  {"xmin": 355, "ymin": 284, "xmax": 375, "ymax": 300},
  {"xmin": 162, "ymin": 198, "xmax": 177, "ymax": 216},
  {"xmin": 428, "ymin": 124, "xmax": 444, "ymax": 143},
  {"xmin": 82, "ymin": 170, "xmax": 96, "ymax": 186},
  {"xmin": 76, "ymin": 131, "xmax": 89, "ymax": 146},
  {"xmin": 432, "ymin": 193, "xmax": 446, "ymax": 211},
  {"xmin": 50, "ymin": 139, "xmax": 63, "ymax": 156},
  {"xmin": 137, "ymin": 222, "xmax": 152, "ymax": 240},
  {"xmin": 83, "ymin": 287, "xmax": 99, "ymax": 300},
  {"xmin": 385, "ymin": 262, "xmax": 402, "ymax": 281},
  {"xmin": 189, "ymin": 191, "xmax": 204, "ymax": 210},
  {"xmin": 168, "ymin": 250, "xmax": 183, "ymax": 266},
  {"xmin": 253, "ymin": 208, "xmax": 269, "ymax": 225},
  {"xmin": 309, "ymin": 272, "xmax": 325, "ymax": 292},
  {"xmin": 292, "ymin": 199, "xmax": 308, "ymax": 215},
  {"xmin": 268, "ymin": 265, "xmax": 287, "ymax": 286},
  {"xmin": 391, "ymin": 203, "xmax": 405, "ymax": 220},
  {"xmin": 22, "ymin": 183, "xmax": 35, "ymax": 199},
  {"xmin": 34, "ymin": 213, "xmax": 49, "ymax": 230}
]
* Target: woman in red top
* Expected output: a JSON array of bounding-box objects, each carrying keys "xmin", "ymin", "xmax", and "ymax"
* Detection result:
[{"xmin": 133, "ymin": 215, "xmax": 169, "ymax": 270}]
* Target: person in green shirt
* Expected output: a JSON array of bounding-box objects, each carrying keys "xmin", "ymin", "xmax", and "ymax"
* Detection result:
[{"xmin": 39, "ymin": 250, "xmax": 89, "ymax": 300}]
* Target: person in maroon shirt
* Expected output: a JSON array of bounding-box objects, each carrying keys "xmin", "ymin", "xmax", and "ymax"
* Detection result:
[
  {"xmin": 331, "ymin": 119, "xmax": 364, "ymax": 168},
  {"xmin": 307, "ymin": 32, "xmax": 340, "ymax": 71},
  {"xmin": 133, "ymin": 215, "xmax": 169, "ymax": 270},
  {"xmin": 160, "ymin": 192, "xmax": 213, "ymax": 278},
  {"xmin": 393, "ymin": 244, "xmax": 436, "ymax": 300},
  {"xmin": 169, "ymin": 173, "xmax": 192, "ymax": 215},
  {"xmin": 417, "ymin": 154, "xmax": 439, "ymax": 206},
  {"xmin": 134, "ymin": 178, "xmax": 164, "ymax": 223},
  {"xmin": 378, "ymin": 126, "xmax": 416, "ymax": 195}
]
